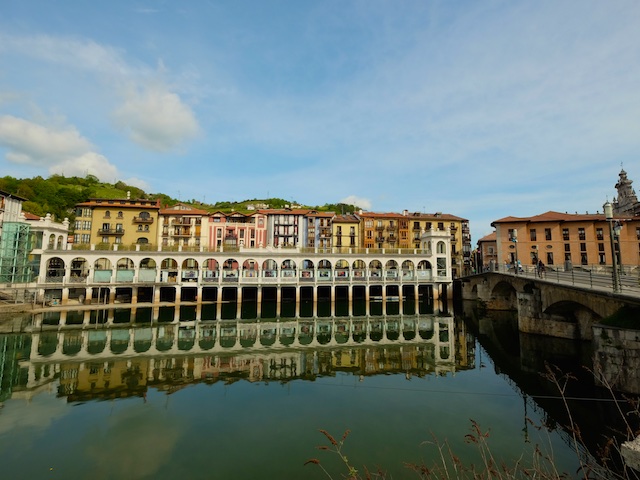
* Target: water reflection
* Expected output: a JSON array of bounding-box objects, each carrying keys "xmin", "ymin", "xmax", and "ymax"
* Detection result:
[{"xmin": 10, "ymin": 314, "xmax": 464, "ymax": 404}]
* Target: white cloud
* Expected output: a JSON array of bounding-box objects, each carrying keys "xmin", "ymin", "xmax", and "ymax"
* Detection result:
[
  {"xmin": 0, "ymin": 115, "xmax": 120, "ymax": 182},
  {"xmin": 340, "ymin": 195, "xmax": 371, "ymax": 210},
  {"xmin": 113, "ymin": 86, "xmax": 200, "ymax": 152},
  {"xmin": 1, "ymin": 33, "xmax": 200, "ymax": 153}
]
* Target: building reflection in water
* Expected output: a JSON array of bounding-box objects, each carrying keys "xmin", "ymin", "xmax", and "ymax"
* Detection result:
[{"xmin": 1, "ymin": 311, "xmax": 476, "ymax": 404}]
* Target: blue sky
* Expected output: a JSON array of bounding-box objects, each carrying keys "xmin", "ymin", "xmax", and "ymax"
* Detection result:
[{"xmin": 1, "ymin": 1, "xmax": 639, "ymax": 238}]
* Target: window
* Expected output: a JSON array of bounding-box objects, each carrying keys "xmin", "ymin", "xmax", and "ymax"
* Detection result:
[
  {"xmin": 82, "ymin": 234, "xmax": 90, "ymax": 243},
  {"xmin": 636, "ymin": 227, "xmax": 640, "ymax": 240},
  {"xmin": 596, "ymin": 228, "xmax": 604, "ymax": 240},
  {"xmin": 105, "ymin": 210, "xmax": 111, "ymax": 218},
  {"xmin": 365, "ymin": 220, "xmax": 373, "ymax": 228},
  {"xmin": 578, "ymin": 228, "xmax": 585, "ymax": 240},
  {"xmin": 580, "ymin": 243, "xmax": 586, "ymax": 252},
  {"xmin": 117, "ymin": 211, "xmax": 123, "ymax": 218},
  {"xmin": 564, "ymin": 252, "xmax": 571, "ymax": 261},
  {"xmin": 564, "ymin": 243, "xmax": 570, "ymax": 252},
  {"xmin": 545, "ymin": 228, "xmax": 552, "ymax": 241},
  {"xmin": 413, "ymin": 221, "xmax": 420, "ymax": 230},
  {"xmin": 598, "ymin": 252, "xmax": 605, "ymax": 264},
  {"xmin": 116, "ymin": 223, "xmax": 123, "ymax": 232},
  {"xmin": 546, "ymin": 252, "xmax": 554, "ymax": 265},
  {"xmin": 562, "ymin": 228, "xmax": 569, "ymax": 241},
  {"xmin": 581, "ymin": 253, "xmax": 588, "ymax": 265},
  {"xmin": 530, "ymin": 229, "xmax": 536, "ymax": 241},
  {"xmin": 438, "ymin": 222, "xmax": 444, "ymax": 231}
]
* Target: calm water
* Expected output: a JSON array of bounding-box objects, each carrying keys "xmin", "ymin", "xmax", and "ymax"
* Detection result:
[{"xmin": 0, "ymin": 299, "xmax": 627, "ymax": 479}]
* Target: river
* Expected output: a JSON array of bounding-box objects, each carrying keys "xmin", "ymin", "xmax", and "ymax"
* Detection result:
[{"xmin": 0, "ymin": 298, "xmax": 635, "ymax": 479}]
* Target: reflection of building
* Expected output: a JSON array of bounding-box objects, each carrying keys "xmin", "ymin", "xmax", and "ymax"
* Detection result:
[{"xmin": 6, "ymin": 315, "xmax": 475, "ymax": 402}]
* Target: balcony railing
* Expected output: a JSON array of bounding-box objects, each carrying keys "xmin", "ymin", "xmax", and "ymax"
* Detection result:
[
  {"xmin": 133, "ymin": 216, "xmax": 154, "ymax": 224},
  {"xmin": 98, "ymin": 228, "xmax": 125, "ymax": 235}
]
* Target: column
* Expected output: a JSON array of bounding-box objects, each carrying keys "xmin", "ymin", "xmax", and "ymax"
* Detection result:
[
  {"xmin": 236, "ymin": 287, "xmax": 243, "ymax": 319},
  {"xmin": 257, "ymin": 287, "xmax": 262, "ymax": 318},
  {"xmin": 61, "ymin": 287, "xmax": 70, "ymax": 305}
]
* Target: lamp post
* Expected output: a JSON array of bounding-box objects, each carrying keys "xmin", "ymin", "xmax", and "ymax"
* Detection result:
[
  {"xmin": 511, "ymin": 229, "xmax": 519, "ymax": 275},
  {"xmin": 603, "ymin": 201, "xmax": 620, "ymax": 293}
]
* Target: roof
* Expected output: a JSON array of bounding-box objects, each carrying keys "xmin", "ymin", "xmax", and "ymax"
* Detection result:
[
  {"xmin": 160, "ymin": 203, "xmax": 209, "ymax": 215},
  {"xmin": 76, "ymin": 198, "xmax": 160, "ymax": 209},
  {"xmin": 23, "ymin": 212, "xmax": 41, "ymax": 220},
  {"xmin": 0, "ymin": 189, "xmax": 28, "ymax": 202},
  {"xmin": 332, "ymin": 214, "xmax": 360, "ymax": 223},
  {"xmin": 358, "ymin": 211, "xmax": 468, "ymax": 221},
  {"xmin": 491, "ymin": 210, "xmax": 611, "ymax": 226},
  {"xmin": 477, "ymin": 232, "xmax": 497, "ymax": 243}
]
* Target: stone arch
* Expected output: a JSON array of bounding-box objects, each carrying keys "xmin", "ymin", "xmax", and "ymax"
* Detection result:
[
  {"xmin": 335, "ymin": 259, "xmax": 349, "ymax": 279},
  {"xmin": 48, "ymin": 234, "xmax": 56, "ymax": 249},
  {"xmin": 161, "ymin": 258, "xmax": 178, "ymax": 282},
  {"xmin": 352, "ymin": 259, "xmax": 366, "ymax": 278},
  {"xmin": 491, "ymin": 281, "xmax": 518, "ymax": 310},
  {"xmin": 243, "ymin": 259, "xmax": 259, "ymax": 277},
  {"xmin": 437, "ymin": 241, "xmax": 446, "ymax": 254},
  {"xmin": 203, "ymin": 258, "xmax": 219, "ymax": 281},
  {"xmin": 56, "ymin": 235, "xmax": 64, "ymax": 250},
  {"xmin": 222, "ymin": 258, "xmax": 239, "ymax": 278},
  {"xmin": 402, "ymin": 260, "xmax": 415, "ymax": 279},
  {"xmin": 282, "ymin": 259, "xmax": 296, "ymax": 278},
  {"xmin": 318, "ymin": 259, "xmax": 332, "ymax": 279},
  {"xmin": 46, "ymin": 257, "xmax": 65, "ymax": 281},
  {"xmin": 70, "ymin": 257, "xmax": 89, "ymax": 280},
  {"xmin": 262, "ymin": 259, "xmax": 278, "ymax": 278},
  {"xmin": 369, "ymin": 259, "xmax": 382, "ymax": 278}
]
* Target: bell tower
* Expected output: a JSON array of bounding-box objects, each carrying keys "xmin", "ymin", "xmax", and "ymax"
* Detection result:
[{"xmin": 613, "ymin": 167, "xmax": 639, "ymax": 215}]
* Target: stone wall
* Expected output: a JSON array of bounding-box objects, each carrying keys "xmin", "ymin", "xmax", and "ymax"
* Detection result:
[{"xmin": 593, "ymin": 325, "xmax": 640, "ymax": 394}]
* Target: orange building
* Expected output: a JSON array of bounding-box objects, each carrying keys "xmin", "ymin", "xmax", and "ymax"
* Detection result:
[{"xmin": 492, "ymin": 211, "xmax": 640, "ymax": 271}]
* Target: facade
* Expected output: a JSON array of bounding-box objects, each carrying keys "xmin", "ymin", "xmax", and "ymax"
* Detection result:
[
  {"xmin": 331, "ymin": 214, "xmax": 360, "ymax": 252},
  {"xmin": 476, "ymin": 232, "xmax": 498, "ymax": 271},
  {"xmin": 159, "ymin": 203, "xmax": 210, "ymax": 248},
  {"xmin": 491, "ymin": 211, "xmax": 640, "ymax": 271},
  {"xmin": 74, "ymin": 197, "xmax": 160, "ymax": 248},
  {"xmin": 207, "ymin": 211, "xmax": 268, "ymax": 250},
  {"xmin": 262, "ymin": 209, "xmax": 308, "ymax": 247},
  {"xmin": 304, "ymin": 211, "xmax": 333, "ymax": 249}
]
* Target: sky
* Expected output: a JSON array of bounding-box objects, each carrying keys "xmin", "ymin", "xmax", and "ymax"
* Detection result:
[{"xmin": 1, "ymin": 0, "xmax": 639, "ymax": 239}]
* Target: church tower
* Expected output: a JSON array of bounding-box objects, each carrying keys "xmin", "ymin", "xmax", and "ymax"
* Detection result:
[{"xmin": 613, "ymin": 168, "xmax": 640, "ymax": 216}]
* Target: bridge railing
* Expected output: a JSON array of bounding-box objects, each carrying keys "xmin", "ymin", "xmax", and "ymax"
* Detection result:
[{"xmin": 484, "ymin": 263, "xmax": 640, "ymax": 296}]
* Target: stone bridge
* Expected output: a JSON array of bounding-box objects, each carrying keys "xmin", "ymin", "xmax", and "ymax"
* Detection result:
[{"xmin": 458, "ymin": 273, "xmax": 640, "ymax": 340}]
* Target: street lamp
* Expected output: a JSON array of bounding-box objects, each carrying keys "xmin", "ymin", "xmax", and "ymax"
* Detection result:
[
  {"xmin": 603, "ymin": 201, "xmax": 621, "ymax": 293},
  {"xmin": 511, "ymin": 229, "xmax": 519, "ymax": 275}
]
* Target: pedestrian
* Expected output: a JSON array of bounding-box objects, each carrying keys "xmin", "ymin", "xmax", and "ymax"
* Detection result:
[{"xmin": 537, "ymin": 259, "xmax": 545, "ymax": 278}]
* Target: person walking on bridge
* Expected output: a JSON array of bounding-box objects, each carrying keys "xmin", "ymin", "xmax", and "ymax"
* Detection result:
[{"xmin": 537, "ymin": 259, "xmax": 545, "ymax": 278}]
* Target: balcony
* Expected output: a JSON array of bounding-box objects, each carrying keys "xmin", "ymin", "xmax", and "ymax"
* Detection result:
[
  {"xmin": 133, "ymin": 216, "xmax": 154, "ymax": 224},
  {"xmin": 98, "ymin": 228, "xmax": 125, "ymax": 236},
  {"xmin": 375, "ymin": 225, "xmax": 385, "ymax": 231},
  {"xmin": 386, "ymin": 225, "xmax": 396, "ymax": 232}
]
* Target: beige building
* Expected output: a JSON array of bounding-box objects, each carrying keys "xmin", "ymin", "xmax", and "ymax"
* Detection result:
[
  {"xmin": 73, "ymin": 197, "xmax": 160, "ymax": 248},
  {"xmin": 492, "ymin": 211, "xmax": 640, "ymax": 270},
  {"xmin": 159, "ymin": 203, "xmax": 209, "ymax": 248}
]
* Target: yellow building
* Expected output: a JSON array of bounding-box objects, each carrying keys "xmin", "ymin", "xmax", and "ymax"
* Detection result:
[
  {"xmin": 73, "ymin": 197, "xmax": 160, "ymax": 248},
  {"xmin": 331, "ymin": 214, "xmax": 361, "ymax": 252}
]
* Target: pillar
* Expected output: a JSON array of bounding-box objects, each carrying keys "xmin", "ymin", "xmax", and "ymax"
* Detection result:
[{"xmin": 236, "ymin": 287, "xmax": 243, "ymax": 319}]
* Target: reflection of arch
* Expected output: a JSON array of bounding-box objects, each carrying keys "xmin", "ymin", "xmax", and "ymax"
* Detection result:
[
  {"xmin": 62, "ymin": 332, "xmax": 83, "ymax": 356},
  {"xmin": 220, "ymin": 326, "xmax": 237, "ymax": 348},
  {"xmin": 157, "ymin": 328, "xmax": 175, "ymax": 351},
  {"xmin": 178, "ymin": 329, "xmax": 195, "ymax": 350},
  {"xmin": 279, "ymin": 327, "xmax": 296, "ymax": 346},
  {"xmin": 199, "ymin": 327, "xmax": 216, "ymax": 349},
  {"xmin": 38, "ymin": 332, "xmax": 58, "ymax": 357},
  {"xmin": 260, "ymin": 328, "xmax": 276, "ymax": 346},
  {"xmin": 335, "ymin": 321, "xmax": 349, "ymax": 343},
  {"xmin": 240, "ymin": 327, "xmax": 257, "ymax": 347},
  {"xmin": 133, "ymin": 328, "xmax": 152, "ymax": 353},
  {"xmin": 87, "ymin": 331, "xmax": 107, "ymax": 354},
  {"xmin": 110, "ymin": 330, "xmax": 130, "ymax": 354},
  {"xmin": 299, "ymin": 322, "xmax": 314, "ymax": 345}
]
